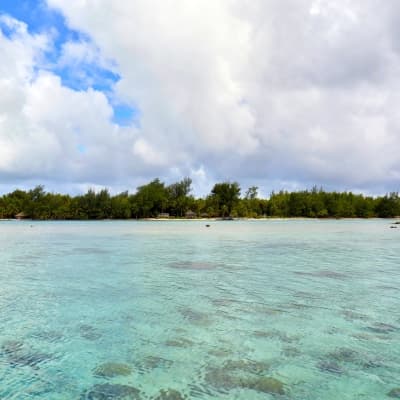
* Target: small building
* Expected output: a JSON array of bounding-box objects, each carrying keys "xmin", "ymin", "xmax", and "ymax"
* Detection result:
[
  {"xmin": 158, "ymin": 213, "xmax": 170, "ymax": 218},
  {"xmin": 200, "ymin": 212, "xmax": 209, "ymax": 218},
  {"xmin": 15, "ymin": 212, "xmax": 28, "ymax": 220},
  {"xmin": 185, "ymin": 210, "xmax": 197, "ymax": 219}
]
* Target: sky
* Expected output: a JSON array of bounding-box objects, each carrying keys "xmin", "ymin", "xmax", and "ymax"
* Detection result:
[{"xmin": 0, "ymin": 0, "xmax": 399, "ymax": 197}]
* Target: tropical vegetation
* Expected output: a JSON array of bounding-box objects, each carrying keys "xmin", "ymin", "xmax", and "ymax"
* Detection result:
[{"xmin": 0, "ymin": 179, "xmax": 399, "ymax": 219}]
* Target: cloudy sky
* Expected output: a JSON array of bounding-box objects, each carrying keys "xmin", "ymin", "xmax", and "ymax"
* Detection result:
[{"xmin": 0, "ymin": 0, "xmax": 399, "ymax": 196}]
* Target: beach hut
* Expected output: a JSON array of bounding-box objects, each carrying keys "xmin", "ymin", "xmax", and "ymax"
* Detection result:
[
  {"xmin": 185, "ymin": 210, "xmax": 197, "ymax": 219},
  {"xmin": 15, "ymin": 212, "xmax": 28, "ymax": 220},
  {"xmin": 158, "ymin": 213, "xmax": 170, "ymax": 218}
]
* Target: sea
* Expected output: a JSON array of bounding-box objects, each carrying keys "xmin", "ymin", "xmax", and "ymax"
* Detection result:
[{"xmin": 0, "ymin": 219, "xmax": 399, "ymax": 399}]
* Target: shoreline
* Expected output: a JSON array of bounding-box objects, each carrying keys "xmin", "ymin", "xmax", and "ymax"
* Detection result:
[{"xmin": 1, "ymin": 217, "xmax": 399, "ymax": 222}]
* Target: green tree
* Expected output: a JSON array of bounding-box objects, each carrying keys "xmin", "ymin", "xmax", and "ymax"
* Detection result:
[
  {"xmin": 131, "ymin": 179, "xmax": 168, "ymax": 218},
  {"xmin": 111, "ymin": 191, "xmax": 131, "ymax": 219},
  {"xmin": 210, "ymin": 182, "xmax": 241, "ymax": 217},
  {"xmin": 375, "ymin": 192, "xmax": 400, "ymax": 218},
  {"xmin": 167, "ymin": 177, "xmax": 192, "ymax": 217}
]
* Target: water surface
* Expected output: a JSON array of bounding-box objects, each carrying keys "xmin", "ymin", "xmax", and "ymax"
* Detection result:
[{"xmin": 0, "ymin": 220, "xmax": 399, "ymax": 399}]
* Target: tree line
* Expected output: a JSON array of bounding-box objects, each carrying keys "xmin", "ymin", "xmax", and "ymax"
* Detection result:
[{"xmin": 0, "ymin": 179, "xmax": 399, "ymax": 219}]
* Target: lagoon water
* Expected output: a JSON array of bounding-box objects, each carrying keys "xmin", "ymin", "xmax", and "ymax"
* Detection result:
[{"xmin": 0, "ymin": 220, "xmax": 399, "ymax": 399}]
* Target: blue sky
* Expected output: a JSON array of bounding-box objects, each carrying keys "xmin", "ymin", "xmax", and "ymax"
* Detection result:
[{"xmin": 0, "ymin": 0, "xmax": 136, "ymax": 127}]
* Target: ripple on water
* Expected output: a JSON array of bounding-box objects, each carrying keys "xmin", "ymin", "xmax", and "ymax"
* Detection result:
[
  {"xmin": 31, "ymin": 330, "xmax": 64, "ymax": 343},
  {"xmin": 1, "ymin": 220, "xmax": 400, "ymax": 399},
  {"xmin": 134, "ymin": 356, "xmax": 173, "ymax": 374},
  {"xmin": 1, "ymin": 340, "xmax": 53, "ymax": 369},
  {"xmin": 366, "ymin": 322, "xmax": 398, "ymax": 334},
  {"xmin": 168, "ymin": 261, "xmax": 219, "ymax": 270},
  {"xmin": 294, "ymin": 270, "xmax": 347, "ymax": 279}
]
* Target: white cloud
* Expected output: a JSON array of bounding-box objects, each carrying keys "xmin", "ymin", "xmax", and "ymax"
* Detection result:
[
  {"xmin": 2, "ymin": 1, "xmax": 400, "ymax": 194},
  {"xmin": 0, "ymin": 16, "xmax": 138, "ymax": 186},
  {"xmin": 132, "ymin": 138, "xmax": 167, "ymax": 167}
]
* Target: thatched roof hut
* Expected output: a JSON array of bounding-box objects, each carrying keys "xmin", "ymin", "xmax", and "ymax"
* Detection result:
[
  {"xmin": 185, "ymin": 210, "xmax": 197, "ymax": 218},
  {"xmin": 15, "ymin": 212, "xmax": 28, "ymax": 219}
]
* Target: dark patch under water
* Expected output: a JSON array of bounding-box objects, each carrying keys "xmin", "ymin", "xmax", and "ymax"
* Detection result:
[
  {"xmin": 168, "ymin": 261, "xmax": 218, "ymax": 270},
  {"xmin": 73, "ymin": 247, "xmax": 111, "ymax": 255},
  {"xmin": 81, "ymin": 383, "xmax": 142, "ymax": 399},
  {"xmin": 253, "ymin": 329, "xmax": 299, "ymax": 343},
  {"xmin": 202, "ymin": 357, "xmax": 285, "ymax": 395},
  {"xmin": 294, "ymin": 270, "xmax": 347, "ymax": 279},
  {"xmin": 223, "ymin": 359, "xmax": 271, "ymax": 375},
  {"xmin": 366, "ymin": 323, "xmax": 398, "ymax": 334},
  {"xmin": 80, "ymin": 324, "xmax": 102, "ymax": 341},
  {"xmin": 388, "ymin": 388, "xmax": 400, "ymax": 398},
  {"xmin": 152, "ymin": 388, "xmax": 188, "ymax": 400},
  {"xmin": 1, "ymin": 339, "xmax": 52, "ymax": 369},
  {"xmin": 317, "ymin": 360, "xmax": 344, "ymax": 375},
  {"xmin": 31, "ymin": 330, "xmax": 64, "ymax": 342},
  {"xmin": 165, "ymin": 338, "xmax": 194, "ymax": 348},
  {"xmin": 179, "ymin": 308, "xmax": 212, "ymax": 326},
  {"xmin": 93, "ymin": 362, "xmax": 132, "ymax": 378},
  {"xmin": 134, "ymin": 356, "xmax": 173, "ymax": 374},
  {"xmin": 328, "ymin": 347, "xmax": 359, "ymax": 363}
]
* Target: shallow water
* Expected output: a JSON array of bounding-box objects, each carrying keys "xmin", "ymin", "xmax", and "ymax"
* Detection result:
[{"xmin": 0, "ymin": 219, "xmax": 399, "ymax": 399}]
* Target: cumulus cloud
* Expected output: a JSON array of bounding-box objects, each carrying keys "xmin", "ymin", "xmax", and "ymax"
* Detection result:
[
  {"xmin": 0, "ymin": 14, "xmax": 141, "ymax": 190},
  {"xmin": 1, "ymin": 1, "xmax": 400, "ymax": 195}
]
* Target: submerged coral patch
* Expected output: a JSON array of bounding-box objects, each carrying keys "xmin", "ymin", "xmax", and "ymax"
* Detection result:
[
  {"xmin": 282, "ymin": 346, "xmax": 301, "ymax": 357},
  {"xmin": 1, "ymin": 339, "xmax": 52, "ymax": 369},
  {"xmin": 208, "ymin": 347, "xmax": 233, "ymax": 357},
  {"xmin": 152, "ymin": 388, "xmax": 188, "ymax": 400},
  {"xmin": 134, "ymin": 356, "xmax": 173, "ymax": 374},
  {"xmin": 80, "ymin": 325, "xmax": 102, "ymax": 341},
  {"xmin": 223, "ymin": 359, "xmax": 271, "ymax": 375},
  {"xmin": 317, "ymin": 360, "xmax": 344, "ymax": 375},
  {"xmin": 8, "ymin": 352, "xmax": 52, "ymax": 368},
  {"xmin": 203, "ymin": 358, "xmax": 280, "ymax": 395},
  {"xmin": 388, "ymin": 388, "xmax": 400, "ymax": 398},
  {"xmin": 93, "ymin": 362, "xmax": 132, "ymax": 378},
  {"xmin": 328, "ymin": 347, "xmax": 359, "ymax": 363},
  {"xmin": 366, "ymin": 323, "xmax": 398, "ymax": 334},
  {"xmin": 165, "ymin": 338, "xmax": 194, "ymax": 348},
  {"xmin": 81, "ymin": 383, "xmax": 142, "ymax": 399},
  {"xmin": 179, "ymin": 308, "xmax": 212, "ymax": 326},
  {"xmin": 253, "ymin": 329, "xmax": 298, "ymax": 343},
  {"xmin": 1, "ymin": 340, "xmax": 24, "ymax": 355},
  {"xmin": 204, "ymin": 367, "xmax": 245, "ymax": 391},
  {"xmin": 244, "ymin": 376, "xmax": 285, "ymax": 395}
]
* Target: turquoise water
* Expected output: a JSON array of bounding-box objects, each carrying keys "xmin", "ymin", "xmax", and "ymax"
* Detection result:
[{"xmin": 0, "ymin": 220, "xmax": 399, "ymax": 399}]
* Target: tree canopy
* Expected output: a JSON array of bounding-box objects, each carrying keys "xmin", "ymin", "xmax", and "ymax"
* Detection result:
[{"xmin": 0, "ymin": 180, "xmax": 399, "ymax": 220}]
